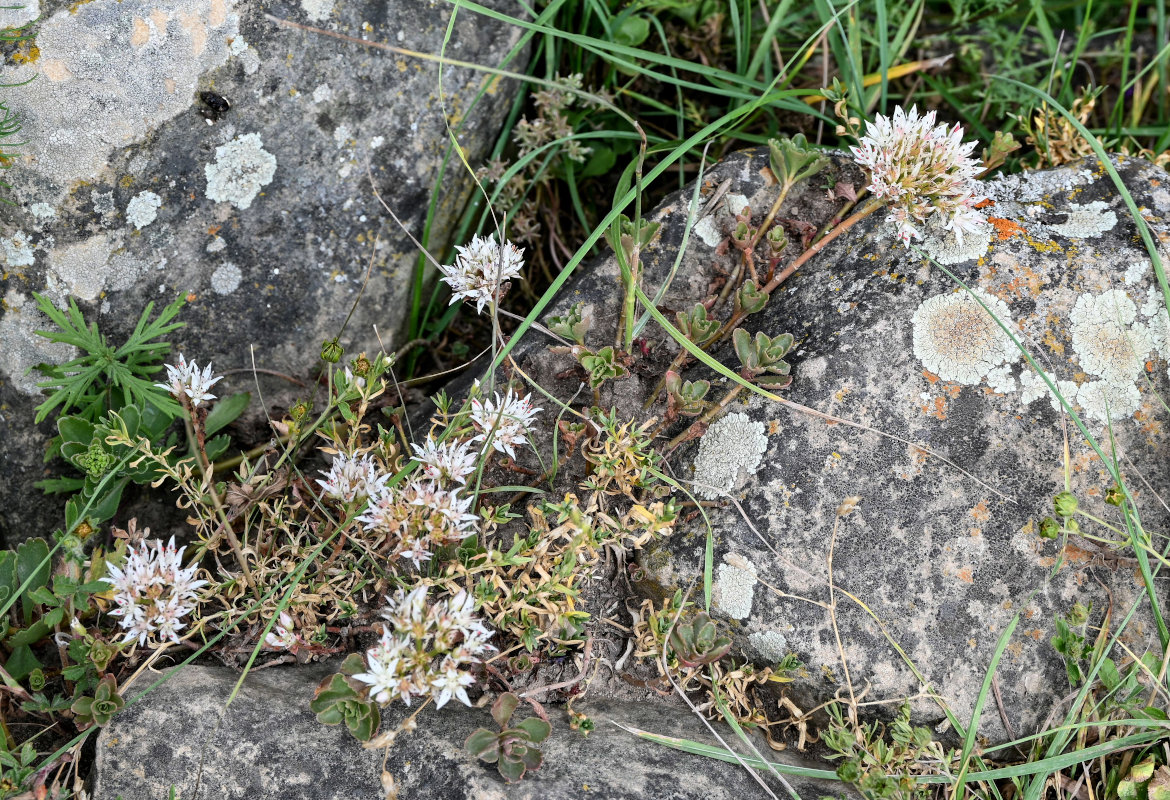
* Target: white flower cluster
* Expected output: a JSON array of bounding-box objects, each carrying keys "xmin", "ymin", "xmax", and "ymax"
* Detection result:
[
  {"xmin": 359, "ymin": 479, "xmax": 479, "ymax": 568},
  {"xmin": 318, "ymin": 386, "xmax": 540, "ymax": 568},
  {"xmin": 155, "ymin": 354, "xmax": 223, "ymax": 407},
  {"xmin": 317, "ymin": 452, "xmax": 388, "ymax": 503},
  {"xmin": 103, "ymin": 537, "xmax": 207, "ymax": 646},
  {"xmin": 469, "ymin": 383, "xmax": 543, "ymax": 460},
  {"xmin": 354, "ymin": 586, "xmax": 494, "ymax": 709},
  {"xmin": 851, "ymin": 105, "xmax": 984, "ymax": 246},
  {"xmin": 411, "ymin": 436, "xmax": 480, "ymax": 485},
  {"xmin": 438, "ymin": 233, "xmax": 525, "ymax": 314}
]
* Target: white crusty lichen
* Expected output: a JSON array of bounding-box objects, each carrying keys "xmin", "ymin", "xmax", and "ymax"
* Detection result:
[
  {"xmin": 1048, "ymin": 200, "xmax": 1117, "ymax": 239},
  {"xmin": 211, "ymin": 262, "xmax": 242, "ymax": 295},
  {"xmin": 1, "ymin": 231, "xmax": 35, "ymax": 267},
  {"xmin": 693, "ymin": 411, "xmax": 768, "ymax": 500},
  {"xmin": 126, "ymin": 191, "xmax": 162, "ymax": 230},
  {"xmin": 1076, "ymin": 380, "xmax": 1142, "ymax": 422},
  {"xmin": 1140, "ymin": 287, "xmax": 1170, "ymax": 359},
  {"xmin": 1019, "ymin": 370, "xmax": 1078, "ymax": 411},
  {"xmin": 748, "ymin": 630, "xmax": 789, "ymax": 662},
  {"xmin": 1069, "ymin": 289, "xmax": 1151, "ymax": 386},
  {"xmin": 205, "ymin": 133, "xmax": 277, "ymax": 210},
  {"xmin": 714, "ymin": 554, "xmax": 758, "ymax": 620},
  {"xmin": 912, "ymin": 289, "xmax": 1019, "ymax": 384}
]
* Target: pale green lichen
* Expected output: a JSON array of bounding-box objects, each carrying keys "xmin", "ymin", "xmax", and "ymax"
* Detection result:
[
  {"xmin": 1069, "ymin": 289, "xmax": 1151, "ymax": 386},
  {"xmin": 210, "ymin": 262, "xmax": 242, "ymax": 295},
  {"xmin": 1, "ymin": 231, "xmax": 36, "ymax": 267},
  {"xmin": 205, "ymin": 133, "xmax": 277, "ymax": 210},
  {"xmin": 912, "ymin": 290, "xmax": 1019, "ymax": 385},
  {"xmin": 920, "ymin": 216, "xmax": 992, "ymax": 266},
  {"xmin": 1048, "ymin": 201, "xmax": 1117, "ymax": 239},
  {"xmin": 748, "ymin": 629, "xmax": 789, "ymax": 662},
  {"xmin": 126, "ymin": 191, "xmax": 163, "ymax": 230},
  {"xmin": 693, "ymin": 412, "xmax": 767, "ymax": 500},
  {"xmin": 714, "ymin": 554, "xmax": 757, "ymax": 620}
]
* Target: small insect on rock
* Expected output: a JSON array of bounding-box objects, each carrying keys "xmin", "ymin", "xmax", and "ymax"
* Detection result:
[{"xmin": 199, "ymin": 91, "xmax": 232, "ymax": 123}]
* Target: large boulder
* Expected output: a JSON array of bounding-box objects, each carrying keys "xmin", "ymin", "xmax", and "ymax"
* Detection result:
[
  {"xmin": 493, "ymin": 145, "xmax": 1170, "ymax": 742},
  {"xmin": 645, "ymin": 152, "xmax": 1170, "ymax": 740},
  {"xmin": 92, "ymin": 663, "xmax": 839, "ymax": 799},
  {"xmin": 0, "ymin": 0, "xmax": 525, "ymax": 544}
]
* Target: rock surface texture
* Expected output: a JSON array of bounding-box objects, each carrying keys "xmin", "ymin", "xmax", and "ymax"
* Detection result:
[
  {"xmin": 497, "ymin": 147, "xmax": 1170, "ymax": 742},
  {"xmin": 93, "ymin": 663, "xmax": 834, "ymax": 799},
  {"xmin": 0, "ymin": 0, "xmax": 524, "ymax": 544}
]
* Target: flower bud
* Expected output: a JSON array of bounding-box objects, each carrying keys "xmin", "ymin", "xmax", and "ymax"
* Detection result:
[
  {"xmin": 1104, "ymin": 484, "xmax": 1123, "ymax": 507},
  {"xmin": 321, "ymin": 338, "xmax": 344, "ymax": 364},
  {"xmin": 1038, "ymin": 517, "xmax": 1060, "ymax": 539},
  {"xmin": 1053, "ymin": 491, "xmax": 1078, "ymax": 519}
]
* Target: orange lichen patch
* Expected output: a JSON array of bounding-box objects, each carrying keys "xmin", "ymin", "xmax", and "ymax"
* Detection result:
[
  {"xmin": 1002, "ymin": 263, "xmax": 1046, "ymax": 298},
  {"xmin": 207, "ymin": 225, "xmax": 222, "ymax": 235},
  {"xmin": 1002, "ymin": 600, "xmax": 1014, "ymax": 610},
  {"xmin": 968, "ymin": 638, "xmax": 977, "ymax": 648},
  {"xmin": 921, "ymin": 396, "xmax": 948, "ymax": 420},
  {"xmin": 988, "ymin": 217, "xmax": 1025, "ymax": 240},
  {"xmin": 942, "ymin": 383, "xmax": 962, "ymax": 399},
  {"xmin": 969, "ymin": 528, "xmax": 982, "ymax": 538},
  {"xmin": 970, "ymin": 500, "xmax": 990, "ymax": 522},
  {"xmin": 974, "ymin": 198, "xmax": 995, "ymax": 209},
  {"xmin": 1025, "ymin": 628, "xmax": 1044, "ymax": 642},
  {"xmin": 957, "ymin": 568, "xmax": 974, "ymax": 584},
  {"xmin": 767, "ymin": 420, "xmax": 781, "ymax": 435},
  {"xmin": 1006, "ymin": 641, "xmax": 1024, "ymax": 660},
  {"xmin": 185, "ymin": 293, "xmax": 197, "ymax": 302},
  {"xmin": 922, "ymin": 369, "xmax": 940, "ymax": 384},
  {"xmin": 1061, "ymin": 544, "xmax": 1094, "ymax": 564}
]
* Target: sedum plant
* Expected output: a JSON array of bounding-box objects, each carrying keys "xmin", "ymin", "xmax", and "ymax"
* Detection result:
[
  {"xmin": 465, "ymin": 692, "xmax": 551, "ymax": 784},
  {"xmin": 668, "ymin": 611, "xmax": 732, "ymax": 668}
]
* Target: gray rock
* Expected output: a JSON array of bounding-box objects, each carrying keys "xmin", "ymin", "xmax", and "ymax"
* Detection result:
[
  {"xmin": 0, "ymin": 0, "xmax": 526, "ymax": 543},
  {"xmin": 643, "ymin": 151, "xmax": 1170, "ymax": 741},
  {"xmin": 93, "ymin": 663, "xmax": 840, "ymax": 799},
  {"xmin": 491, "ymin": 146, "xmax": 1170, "ymax": 742}
]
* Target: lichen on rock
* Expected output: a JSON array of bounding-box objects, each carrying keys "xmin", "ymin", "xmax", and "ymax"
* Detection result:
[
  {"xmin": 126, "ymin": 191, "xmax": 163, "ymax": 230},
  {"xmin": 911, "ymin": 289, "xmax": 1019, "ymax": 385},
  {"xmin": 205, "ymin": 133, "xmax": 277, "ymax": 210},
  {"xmin": 1048, "ymin": 200, "xmax": 1118, "ymax": 238},
  {"xmin": 713, "ymin": 554, "xmax": 758, "ymax": 620},
  {"xmin": 693, "ymin": 411, "xmax": 768, "ymax": 500}
]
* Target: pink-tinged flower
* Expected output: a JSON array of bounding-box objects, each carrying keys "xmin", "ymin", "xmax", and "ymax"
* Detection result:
[
  {"xmin": 155, "ymin": 354, "xmax": 223, "ymax": 407},
  {"xmin": 411, "ymin": 436, "xmax": 480, "ymax": 485},
  {"xmin": 357, "ymin": 479, "xmax": 479, "ymax": 567},
  {"xmin": 850, "ymin": 105, "xmax": 984, "ymax": 246},
  {"xmin": 469, "ymin": 383, "xmax": 541, "ymax": 459},
  {"xmin": 438, "ymin": 233, "xmax": 525, "ymax": 314},
  {"xmin": 264, "ymin": 611, "xmax": 302, "ymax": 651},
  {"xmin": 102, "ymin": 536, "xmax": 207, "ymax": 646},
  {"xmin": 316, "ymin": 452, "xmax": 387, "ymax": 503},
  {"xmin": 352, "ymin": 586, "xmax": 494, "ymax": 709}
]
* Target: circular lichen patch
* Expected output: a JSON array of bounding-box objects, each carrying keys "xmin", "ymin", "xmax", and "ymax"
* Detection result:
[{"xmin": 911, "ymin": 290, "xmax": 1018, "ymax": 384}]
